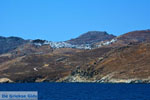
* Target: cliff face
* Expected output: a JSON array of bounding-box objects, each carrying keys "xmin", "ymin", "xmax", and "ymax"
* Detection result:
[{"xmin": 0, "ymin": 30, "xmax": 150, "ymax": 83}]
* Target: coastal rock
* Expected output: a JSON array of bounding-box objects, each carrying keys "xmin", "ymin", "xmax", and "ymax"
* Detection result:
[
  {"xmin": 0, "ymin": 78, "xmax": 13, "ymax": 83},
  {"xmin": 59, "ymin": 75, "xmax": 92, "ymax": 82},
  {"xmin": 96, "ymin": 78, "xmax": 150, "ymax": 83}
]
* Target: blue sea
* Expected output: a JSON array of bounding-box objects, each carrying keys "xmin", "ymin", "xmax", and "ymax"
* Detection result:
[{"xmin": 0, "ymin": 83, "xmax": 150, "ymax": 100}]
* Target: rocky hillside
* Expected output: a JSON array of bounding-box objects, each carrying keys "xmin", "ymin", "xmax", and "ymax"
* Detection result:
[
  {"xmin": 0, "ymin": 36, "xmax": 28, "ymax": 54},
  {"xmin": 94, "ymin": 30, "xmax": 150, "ymax": 48},
  {"xmin": 0, "ymin": 29, "xmax": 150, "ymax": 83},
  {"xmin": 67, "ymin": 42, "xmax": 150, "ymax": 83},
  {"xmin": 118, "ymin": 30, "xmax": 150, "ymax": 42},
  {"xmin": 0, "ymin": 46, "xmax": 112, "ymax": 83},
  {"xmin": 67, "ymin": 31, "xmax": 116, "ymax": 45},
  {"xmin": 31, "ymin": 31, "xmax": 116, "ymax": 49}
]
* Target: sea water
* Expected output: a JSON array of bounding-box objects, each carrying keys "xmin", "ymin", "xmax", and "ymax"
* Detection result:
[{"xmin": 0, "ymin": 83, "xmax": 150, "ymax": 100}]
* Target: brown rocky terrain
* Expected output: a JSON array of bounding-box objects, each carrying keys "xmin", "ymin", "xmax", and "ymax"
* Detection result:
[
  {"xmin": 0, "ymin": 30, "xmax": 150, "ymax": 83},
  {"xmin": 0, "ymin": 46, "xmax": 112, "ymax": 82},
  {"xmin": 94, "ymin": 29, "xmax": 150, "ymax": 48},
  {"xmin": 0, "ymin": 36, "xmax": 28, "ymax": 54},
  {"xmin": 68, "ymin": 42, "xmax": 150, "ymax": 83},
  {"xmin": 114, "ymin": 29, "xmax": 150, "ymax": 46},
  {"xmin": 67, "ymin": 31, "xmax": 116, "ymax": 45}
]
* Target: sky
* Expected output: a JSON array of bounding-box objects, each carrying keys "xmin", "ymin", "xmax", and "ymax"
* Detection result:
[{"xmin": 0, "ymin": 0, "xmax": 150, "ymax": 41}]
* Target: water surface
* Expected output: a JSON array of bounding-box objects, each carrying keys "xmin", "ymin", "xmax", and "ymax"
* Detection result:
[{"xmin": 0, "ymin": 83, "xmax": 150, "ymax": 100}]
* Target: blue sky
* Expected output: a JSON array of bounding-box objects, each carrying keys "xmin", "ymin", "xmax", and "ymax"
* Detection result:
[{"xmin": 0, "ymin": 0, "xmax": 150, "ymax": 41}]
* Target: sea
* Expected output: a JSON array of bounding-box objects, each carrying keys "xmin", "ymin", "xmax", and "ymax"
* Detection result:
[{"xmin": 0, "ymin": 82, "xmax": 150, "ymax": 100}]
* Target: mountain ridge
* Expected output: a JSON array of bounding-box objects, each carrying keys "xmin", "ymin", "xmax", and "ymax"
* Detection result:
[{"xmin": 66, "ymin": 31, "xmax": 116, "ymax": 45}]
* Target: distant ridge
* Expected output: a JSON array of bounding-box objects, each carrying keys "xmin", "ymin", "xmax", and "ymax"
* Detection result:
[
  {"xmin": 66, "ymin": 31, "xmax": 116, "ymax": 45},
  {"xmin": 0, "ymin": 36, "xmax": 28, "ymax": 54}
]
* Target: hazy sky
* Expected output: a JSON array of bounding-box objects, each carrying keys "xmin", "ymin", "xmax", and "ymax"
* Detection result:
[{"xmin": 0, "ymin": 0, "xmax": 150, "ymax": 41}]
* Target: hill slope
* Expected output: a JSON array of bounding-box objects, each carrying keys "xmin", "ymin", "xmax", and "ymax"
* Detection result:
[
  {"xmin": 0, "ymin": 36, "xmax": 28, "ymax": 54},
  {"xmin": 0, "ymin": 30, "xmax": 150, "ymax": 83},
  {"xmin": 94, "ymin": 30, "xmax": 150, "ymax": 47},
  {"xmin": 68, "ymin": 42, "xmax": 150, "ymax": 83},
  {"xmin": 67, "ymin": 31, "xmax": 116, "ymax": 45}
]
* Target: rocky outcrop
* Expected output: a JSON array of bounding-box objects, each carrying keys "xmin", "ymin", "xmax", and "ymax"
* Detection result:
[
  {"xmin": 0, "ymin": 78, "xmax": 13, "ymax": 83},
  {"xmin": 59, "ymin": 75, "xmax": 92, "ymax": 82},
  {"xmin": 95, "ymin": 78, "xmax": 150, "ymax": 83}
]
